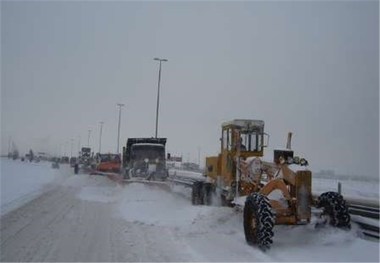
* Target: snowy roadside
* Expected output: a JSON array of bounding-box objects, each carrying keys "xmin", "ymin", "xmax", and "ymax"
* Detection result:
[
  {"xmin": 0, "ymin": 158, "xmax": 72, "ymax": 215},
  {"xmin": 74, "ymin": 178, "xmax": 379, "ymax": 262},
  {"xmin": 1, "ymin": 158, "xmax": 379, "ymax": 261}
]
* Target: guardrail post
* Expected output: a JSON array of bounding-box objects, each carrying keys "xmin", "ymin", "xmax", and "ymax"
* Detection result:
[{"xmin": 338, "ymin": 182, "xmax": 341, "ymax": 194}]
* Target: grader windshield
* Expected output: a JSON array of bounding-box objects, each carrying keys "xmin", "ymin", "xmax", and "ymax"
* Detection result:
[{"xmin": 221, "ymin": 119, "xmax": 267, "ymax": 156}]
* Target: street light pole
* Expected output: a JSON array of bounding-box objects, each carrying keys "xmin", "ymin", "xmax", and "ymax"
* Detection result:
[
  {"xmin": 70, "ymin": 139, "xmax": 73, "ymax": 158},
  {"xmin": 198, "ymin": 146, "xmax": 201, "ymax": 167},
  {"xmin": 99, "ymin": 121, "xmax": 104, "ymax": 154},
  {"xmin": 87, "ymin": 129, "xmax": 91, "ymax": 148},
  {"xmin": 154, "ymin": 57, "xmax": 168, "ymax": 138},
  {"xmin": 78, "ymin": 135, "xmax": 81, "ymax": 155},
  {"xmin": 116, "ymin": 103, "xmax": 125, "ymax": 154}
]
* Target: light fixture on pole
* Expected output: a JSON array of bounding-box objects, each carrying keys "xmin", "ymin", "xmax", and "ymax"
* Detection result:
[
  {"xmin": 153, "ymin": 57, "xmax": 168, "ymax": 138},
  {"xmin": 116, "ymin": 103, "xmax": 125, "ymax": 154},
  {"xmin": 99, "ymin": 121, "xmax": 104, "ymax": 154}
]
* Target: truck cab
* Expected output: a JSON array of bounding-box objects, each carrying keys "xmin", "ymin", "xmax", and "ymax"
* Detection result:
[{"xmin": 123, "ymin": 138, "xmax": 168, "ymax": 180}]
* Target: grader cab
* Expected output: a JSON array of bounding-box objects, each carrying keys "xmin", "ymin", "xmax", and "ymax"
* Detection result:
[
  {"xmin": 206, "ymin": 119, "xmax": 268, "ymax": 201},
  {"xmin": 201, "ymin": 119, "xmax": 351, "ymax": 250}
]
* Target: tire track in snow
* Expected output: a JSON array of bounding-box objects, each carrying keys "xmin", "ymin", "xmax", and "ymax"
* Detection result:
[{"xmin": 0, "ymin": 176, "xmax": 124, "ymax": 262}]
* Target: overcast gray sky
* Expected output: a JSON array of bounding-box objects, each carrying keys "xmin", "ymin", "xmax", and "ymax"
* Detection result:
[{"xmin": 1, "ymin": 1, "xmax": 379, "ymax": 178}]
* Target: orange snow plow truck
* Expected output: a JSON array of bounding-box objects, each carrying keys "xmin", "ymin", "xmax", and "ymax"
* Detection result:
[{"xmin": 96, "ymin": 153, "xmax": 121, "ymax": 173}]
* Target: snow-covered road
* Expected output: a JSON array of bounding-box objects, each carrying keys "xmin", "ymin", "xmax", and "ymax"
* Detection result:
[{"xmin": 0, "ymin": 159, "xmax": 379, "ymax": 262}]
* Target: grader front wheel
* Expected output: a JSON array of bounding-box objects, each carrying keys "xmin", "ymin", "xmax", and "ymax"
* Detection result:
[
  {"xmin": 316, "ymin": 191, "xmax": 351, "ymax": 229},
  {"xmin": 243, "ymin": 193, "xmax": 275, "ymax": 250}
]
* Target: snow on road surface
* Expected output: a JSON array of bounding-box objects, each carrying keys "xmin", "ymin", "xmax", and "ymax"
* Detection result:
[
  {"xmin": 0, "ymin": 159, "xmax": 70, "ymax": 215},
  {"xmin": 0, "ymin": 158, "xmax": 379, "ymax": 262}
]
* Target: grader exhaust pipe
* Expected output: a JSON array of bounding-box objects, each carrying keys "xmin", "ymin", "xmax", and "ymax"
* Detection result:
[{"xmin": 286, "ymin": 132, "xmax": 293, "ymax": 150}]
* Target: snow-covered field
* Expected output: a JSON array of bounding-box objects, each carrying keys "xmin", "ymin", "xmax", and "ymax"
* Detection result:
[
  {"xmin": 1, "ymin": 158, "xmax": 379, "ymax": 262},
  {"xmin": 312, "ymin": 177, "xmax": 379, "ymax": 201}
]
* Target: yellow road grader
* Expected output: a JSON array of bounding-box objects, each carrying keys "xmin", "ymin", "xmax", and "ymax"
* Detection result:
[{"xmin": 193, "ymin": 119, "xmax": 351, "ymax": 250}]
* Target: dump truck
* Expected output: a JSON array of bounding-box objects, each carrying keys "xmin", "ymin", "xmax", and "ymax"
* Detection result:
[
  {"xmin": 193, "ymin": 119, "xmax": 351, "ymax": 250},
  {"xmin": 79, "ymin": 147, "xmax": 91, "ymax": 165},
  {"xmin": 76, "ymin": 147, "xmax": 96, "ymax": 173},
  {"xmin": 122, "ymin": 138, "xmax": 169, "ymax": 180},
  {"xmin": 69, "ymin": 157, "xmax": 77, "ymax": 167}
]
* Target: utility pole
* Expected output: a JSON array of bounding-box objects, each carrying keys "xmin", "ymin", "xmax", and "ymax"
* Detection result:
[
  {"xmin": 198, "ymin": 146, "xmax": 201, "ymax": 168},
  {"xmin": 8, "ymin": 136, "xmax": 11, "ymax": 155},
  {"xmin": 78, "ymin": 135, "xmax": 81, "ymax": 155},
  {"xmin": 87, "ymin": 130, "xmax": 91, "ymax": 148},
  {"xmin": 99, "ymin": 121, "xmax": 104, "ymax": 154},
  {"xmin": 116, "ymin": 103, "xmax": 125, "ymax": 154},
  {"xmin": 153, "ymin": 57, "xmax": 168, "ymax": 138},
  {"xmin": 70, "ymin": 139, "xmax": 73, "ymax": 158}
]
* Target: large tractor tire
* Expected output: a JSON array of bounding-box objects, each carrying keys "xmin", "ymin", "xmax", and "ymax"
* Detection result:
[
  {"xmin": 243, "ymin": 193, "xmax": 275, "ymax": 251},
  {"xmin": 202, "ymin": 182, "xmax": 214, "ymax": 205},
  {"xmin": 146, "ymin": 172, "xmax": 156, "ymax": 181},
  {"xmin": 316, "ymin": 191, "xmax": 351, "ymax": 229},
  {"xmin": 192, "ymin": 181, "xmax": 204, "ymax": 205}
]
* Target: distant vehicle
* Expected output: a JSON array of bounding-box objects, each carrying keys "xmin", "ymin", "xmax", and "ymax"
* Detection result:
[
  {"xmin": 37, "ymin": 152, "xmax": 48, "ymax": 161},
  {"xmin": 96, "ymin": 154, "xmax": 121, "ymax": 173},
  {"xmin": 11, "ymin": 150, "xmax": 19, "ymax": 160},
  {"xmin": 61, "ymin": 156, "xmax": 69, "ymax": 164},
  {"xmin": 123, "ymin": 138, "xmax": 168, "ymax": 180},
  {"xmin": 70, "ymin": 157, "xmax": 77, "ymax": 167},
  {"xmin": 51, "ymin": 161, "xmax": 59, "ymax": 169},
  {"xmin": 79, "ymin": 147, "xmax": 91, "ymax": 165}
]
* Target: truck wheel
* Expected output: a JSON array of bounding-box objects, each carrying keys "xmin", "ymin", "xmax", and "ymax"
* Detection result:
[
  {"xmin": 192, "ymin": 181, "xmax": 204, "ymax": 205},
  {"xmin": 316, "ymin": 191, "xmax": 351, "ymax": 229},
  {"xmin": 147, "ymin": 172, "xmax": 156, "ymax": 181},
  {"xmin": 244, "ymin": 193, "xmax": 275, "ymax": 251},
  {"xmin": 202, "ymin": 182, "xmax": 214, "ymax": 205}
]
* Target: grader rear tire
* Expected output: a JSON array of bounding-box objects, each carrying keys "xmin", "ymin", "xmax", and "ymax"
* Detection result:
[
  {"xmin": 202, "ymin": 182, "xmax": 213, "ymax": 205},
  {"xmin": 317, "ymin": 191, "xmax": 351, "ymax": 229},
  {"xmin": 243, "ymin": 193, "xmax": 275, "ymax": 251},
  {"xmin": 191, "ymin": 181, "xmax": 204, "ymax": 205}
]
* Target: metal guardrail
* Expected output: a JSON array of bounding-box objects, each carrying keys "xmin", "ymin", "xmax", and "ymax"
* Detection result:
[
  {"xmin": 346, "ymin": 202, "xmax": 379, "ymax": 239},
  {"xmin": 349, "ymin": 204, "xmax": 379, "ymax": 219},
  {"xmin": 167, "ymin": 170, "xmax": 205, "ymax": 187},
  {"xmin": 168, "ymin": 177, "xmax": 194, "ymax": 187}
]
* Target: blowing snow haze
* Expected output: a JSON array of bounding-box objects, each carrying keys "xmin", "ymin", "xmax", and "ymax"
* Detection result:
[{"xmin": 1, "ymin": 1, "xmax": 379, "ymax": 179}]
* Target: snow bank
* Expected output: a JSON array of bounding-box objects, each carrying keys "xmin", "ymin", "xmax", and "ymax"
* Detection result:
[
  {"xmin": 116, "ymin": 183, "xmax": 210, "ymax": 227},
  {"xmin": 114, "ymin": 182, "xmax": 379, "ymax": 262},
  {"xmin": 1, "ymin": 158, "xmax": 379, "ymax": 262},
  {"xmin": 0, "ymin": 158, "xmax": 68, "ymax": 215}
]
